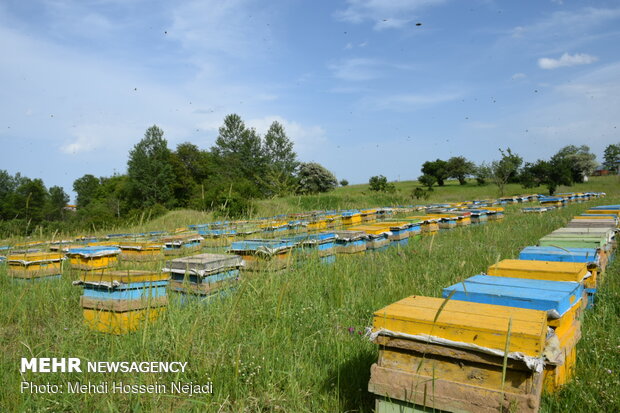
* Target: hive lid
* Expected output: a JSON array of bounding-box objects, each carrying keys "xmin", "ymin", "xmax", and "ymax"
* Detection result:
[
  {"xmin": 78, "ymin": 270, "xmax": 169, "ymax": 283},
  {"xmin": 443, "ymin": 275, "xmax": 583, "ymax": 318},
  {"xmin": 372, "ymin": 295, "xmax": 548, "ymax": 358},
  {"xmin": 487, "ymin": 259, "xmax": 588, "ymax": 282},
  {"xmin": 164, "ymin": 253, "xmax": 243, "ymax": 276}
]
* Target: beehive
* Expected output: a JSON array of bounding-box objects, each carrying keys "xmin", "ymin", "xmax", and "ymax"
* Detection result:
[
  {"xmin": 538, "ymin": 235, "xmax": 609, "ymax": 250},
  {"xmin": 162, "ymin": 234, "xmax": 204, "ymax": 256},
  {"xmin": 487, "ymin": 259, "xmax": 588, "ymax": 283},
  {"xmin": 229, "ymin": 239, "xmax": 294, "ymax": 271},
  {"xmin": 66, "ymin": 246, "xmax": 121, "ymax": 271},
  {"xmin": 342, "ymin": 211, "xmax": 362, "ymax": 226},
  {"xmin": 369, "ymin": 296, "xmax": 548, "ymax": 413},
  {"xmin": 79, "ymin": 270, "xmax": 168, "ymax": 335},
  {"xmin": 333, "ymin": 230, "xmax": 367, "ymax": 254},
  {"xmin": 164, "ymin": 253, "xmax": 243, "ymax": 297},
  {"xmin": 7, "ymin": 252, "xmax": 64, "ymax": 280},
  {"xmin": 119, "ymin": 241, "xmax": 164, "ymax": 261}
]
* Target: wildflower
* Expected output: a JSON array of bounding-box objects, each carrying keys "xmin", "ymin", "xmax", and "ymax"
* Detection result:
[{"xmin": 348, "ymin": 327, "xmax": 355, "ymax": 334}]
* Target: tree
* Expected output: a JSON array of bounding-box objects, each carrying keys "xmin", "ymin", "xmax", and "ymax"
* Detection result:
[
  {"xmin": 264, "ymin": 121, "xmax": 298, "ymax": 176},
  {"xmin": 14, "ymin": 178, "xmax": 48, "ymax": 225},
  {"xmin": 474, "ymin": 163, "xmax": 491, "ymax": 186},
  {"xmin": 127, "ymin": 125, "xmax": 175, "ymax": 207},
  {"xmin": 446, "ymin": 156, "xmax": 475, "ymax": 185},
  {"xmin": 551, "ymin": 145, "xmax": 597, "ymax": 183},
  {"xmin": 418, "ymin": 174, "xmax": 436, "ymax": 190},
  {"xmin": 261, "ymin": 121, "xmax": 299, "ymax": 197},
  {"xmin": 46, "ymin": 186, "xmax": 69, "ymax": 221},
  {"xmin": 296, "ymin": 162, "xmax": 337, "ymax": 194},
  {"xmin": 369, "ymin": 175, "xmax": 388, "ymax": 192},
  {"xmin": 73, "ymin": 174, "xmax": 100, "ymax": 208},
  {"xmin": 489, "ymin": 148, "xmax": 523, "ymax": 196},
  {"xmin": 421, "ymin": 159, "xmax": 449, "ymax": 186},
  {"xmin": 212, "ymin": 114, "xmax": 266, "ymax": 190},
  {"xmin": 339, "ymin": 179, "xmax": 349, "ymax": 186},
  {"xmin": 519, "ymin": 159, "xmax": 573, "ymax": 195},
  {"xmin": 603, "ymin": 143, "xmax": 620, "ymax": 172}
]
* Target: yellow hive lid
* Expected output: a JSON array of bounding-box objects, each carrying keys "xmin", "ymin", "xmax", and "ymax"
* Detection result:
[
  {"xmin": 574, "ymin": 215, "xmax": 617, "ymax": 220},
  {"xmin": 373, "ymin": 295, "xmax": 548, "ymax": 357},
  {"xmin": 347, "ymin": 224, "xmax": 390, "ymax": 235},
  {"xmin": 79, "ymin": 270, "xmax": 169, "ymax": 283},
  {"xmin": 487, "ymin": 259, "xmax": 588, "ymax": 282},
  {"xmin": 8, "ymin": 252, "xmax": 64, "ymax": 261}
]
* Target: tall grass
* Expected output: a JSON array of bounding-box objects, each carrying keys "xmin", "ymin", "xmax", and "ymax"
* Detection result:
[{"xmin": 1, "ymin": 186, "xmax": 619, "ymax": 411}]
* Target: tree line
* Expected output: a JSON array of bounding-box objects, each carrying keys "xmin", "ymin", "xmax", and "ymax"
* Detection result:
[
  {"xmin": 367, "ymin": 143, "xmax": 619, "ymax": 197},
  {"xmin": 0, "ymin": 114, "xmax": 338, "ymax": 236}
]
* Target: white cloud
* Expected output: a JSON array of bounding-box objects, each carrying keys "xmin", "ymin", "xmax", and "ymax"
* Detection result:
[
  {"xmin": 335, "ymin": 0, "xmax": 447, "ymax": 30},
  {"xmin": 538, "ymin": 53, "xmax": 598, "ymax": 69},
  {"xmin": 511, "ymin": 72, "xmax": 527, "ymax": 80}
]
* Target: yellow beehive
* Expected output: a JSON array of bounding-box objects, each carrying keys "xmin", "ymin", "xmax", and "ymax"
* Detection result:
[
  {"xmin": 348, "ymin": 224, "xmax": 391, "ymax": 236},
  {"xmin": 307, "ymin": 219, "xmax": 328, "ymax": 231},
  {"xmin": 240, "ymin": 251, "xmax": 292, "ymax": 271},
  {"xmin": 373, "ymin": 296, "xmax": 548, "ymax": 356},
  {"xmin": 361, "ymin": 209, "xmax": 378, "ymax": 222},
  {"xmin": 82, "ymin": 307, "xmax": 166, "ymax": 335},
  {"xmin": 7, "ymin": 252, "xmax": 64, "ymax": 279},
  {"xmin": 342, "ymin": 213, "xmax": 362, "ymax": 226},
  {"xmin": 78, "ymin": 269, "xmax": 169, "ymax": 283},
  {"xmin": 544, "ymin": 320, "xmax": 580, "ymax": 393},
  {"xmin": 487, "ymin": 260, "xmax": 588, "ymax": 283},
  {"xmin": 369, "ymin": 296, "xmax": 548, "ymax": 413},
  {"xmin": 585, "ymin": 209, "xmax": 620, "ymax": 216},
  {"xmin": 119, "ymin": 241, "xmax": 164, "ymax": 261}
]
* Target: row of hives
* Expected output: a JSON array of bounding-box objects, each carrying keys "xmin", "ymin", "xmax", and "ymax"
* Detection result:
[{"xmin": 366, "ymin": 205, "xmax": 618, "ymax": 413}]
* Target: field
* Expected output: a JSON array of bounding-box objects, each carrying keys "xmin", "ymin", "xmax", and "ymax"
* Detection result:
[{"xmin": 1, "ymin": 176, "xmax": 619, "ymax": 412}]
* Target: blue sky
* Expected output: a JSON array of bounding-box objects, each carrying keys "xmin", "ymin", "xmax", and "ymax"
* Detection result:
[{"xmin": 1, "ymin": 0, "xmax": 619, "ymax": 200}]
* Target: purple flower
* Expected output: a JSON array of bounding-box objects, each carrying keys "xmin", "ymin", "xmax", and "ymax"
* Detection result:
[{"xmin": 348, "ymin": 327, "xmax": 355, "ymax": 334}]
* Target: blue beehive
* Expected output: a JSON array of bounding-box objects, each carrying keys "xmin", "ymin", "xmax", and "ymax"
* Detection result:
[{"xmin": 442, "ymin": 274, "xmax": 583, "ymax": 318}]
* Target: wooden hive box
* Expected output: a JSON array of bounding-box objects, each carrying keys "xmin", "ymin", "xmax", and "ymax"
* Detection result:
[
  {"xmin": 333, "ymin": 230, "xmax": 367, "ymax": 254},
  {"xmin": 369, "ymin": 296, "xmax": 548, "ymax": 413},
  {"xmin": 229, "ymin": 239, "xmax": 294, "ymax": 271},
  {"xmin": 119, "ymin": 241, "xmax": 164, "ymax": 261},
  {"xmin": 79, "ymin": 270, "xmax": 168, "ymax": 335},
  {"xmin": 66, "ymin": 246, "xmax": 121, "ymax": 271},
  {"xmin": 486, "ymin": 260, "xmax": 588, "ymax": 283},
  {"xmin": 7, "ymin": 252, "xmax": 64, "ymax": 280},
  {"xmin": 342, "ymin": 212, "xmax": 362, "ymax": 226},
  {"xmin": 519, "ymin": 246, "xmax": 603, "ymax": 288},
  {"xmin": 162, "ymin": 234, "xmax": 204, "ymax": 256},
  {"xmin": 548, "ymin": 228, "xmax": 615, "ymax": 243},
  {"xmin": 163, "ymin": 253, "xmax": 243, "ymax": 296},
  {"xmin": 538, "ymin": 235, "xmax": 609, "ymax": 250}
]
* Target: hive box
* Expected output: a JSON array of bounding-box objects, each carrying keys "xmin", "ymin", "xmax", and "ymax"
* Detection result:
[
  {"xmin": 369, "ymin": 296, "xmax": 548, "ymax": 413},
  {"xmin": 486, "ymin": 259, "xmax": 588, "ymax": 283},
  {"xmin": 79, "ymin": 270, "xmax": 168, "ymax": 335},
  {"xmin": 333, "ymin": 230, "xmax": 367, "ymax": 254},
  {"xmin": 162, "ymin": 234, "xmax": 204, "ymax": 256},
  {"xmin": 66, "ymin": 246, "xmax": 121, "ymax": 271},
  {"xmin": 164, "ymin": 253, "xmax": 243, "ymax": 297},
  {"xmin": 229, "ymin": 239, "xmax": 294, "ymax": 271},
  {"xmin": 538, "ymin": 235, "xmax": 609, "ymax": 250},
  {"xmin": 119, "ymin": 241, "xmax": 164, "ymax": 261},
  {"xmin": 7, "ymin": 252, "xmax": 64, "ymax": 280}
]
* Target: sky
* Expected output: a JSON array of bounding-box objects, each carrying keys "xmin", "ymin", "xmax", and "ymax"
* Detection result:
[{"xmin": 1, "ymin": 0, "xmax": 619, "ymax": 201}]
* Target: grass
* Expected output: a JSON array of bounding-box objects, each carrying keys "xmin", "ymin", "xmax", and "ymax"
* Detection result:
[{"xmin": 0, "ymin": 177, "xmax": 619, "ymax": 412}]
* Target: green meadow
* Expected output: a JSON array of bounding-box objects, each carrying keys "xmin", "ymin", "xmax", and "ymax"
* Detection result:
[{"xmin": 1, "ymin": 176, "xmax": 619, "ymax": 412}]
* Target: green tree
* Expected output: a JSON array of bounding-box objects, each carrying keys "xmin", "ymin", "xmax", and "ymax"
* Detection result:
[
  {"xmin": 127, "ymin": 125, "xmax": 175, "ymax": 207},
  {"xmin": 417, "ymin": 174, "xmax": 436, "ymax": 190},
  {"xmin": 14, "ymin": 178, "xmax": 48, "ymax": 225},
  {"xmin": 212, "ymin": 114, "xmax": 266, "ymax": 191},
  {"xmin": 73, "ymin": 174, "xmax": 100, "ymax": 208},
  {"xmin": 297, "ymin": 162, "xmax": 337, "ymax": 194},
  {"xmin": 446, "ymin": 156, "xmax": 475, "ymax": 185},
  {"xmin": 45, "ymin": 186, "xmax": 69, "ymax": 221},
  {"xmin": 603, "ymin": 143, "xmax": 620, "ymax": 172},
  {"xmin": 339, "ymin": 179, "xmax": 349, "ymax": 186},
  {"xmin": 490, "ymin": 148, "xmax": 523, "ymax": 196},
  {"xmin": 474, "ymin": 163, "xmax": 490, "ymax": 186},
  {"xmin": 421, "ymin": 159, "xmax": 449, "ymax": 186},
  {"xmin": 369, "ymin": 175, "xmax": 388, "ymax": 191},
  {"xmin": 264, "ymin": 121, "xmax": 298, "ymax": 176},
  {"xmin": 551, "ymin": 145, "xmax": 597, "ymax": 183}
]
